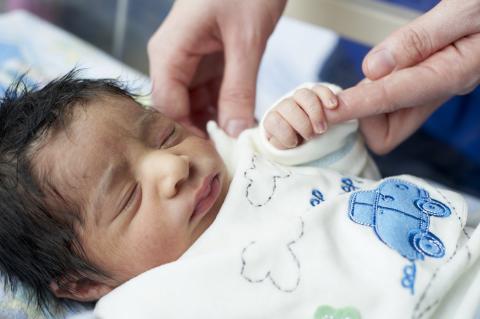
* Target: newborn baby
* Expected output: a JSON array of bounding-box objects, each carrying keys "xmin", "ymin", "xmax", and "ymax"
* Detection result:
[{"xmin": 0, "ymin": 72, "xmax": 477, "ymax": 319}]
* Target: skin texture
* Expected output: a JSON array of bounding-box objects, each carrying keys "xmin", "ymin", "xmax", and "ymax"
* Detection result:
[
  {"xmin": 149, "ymin": 0, "xmax": 480, "ymax": 154},
  {"xmin": 148, "ymin": 0, "xmax": 287, "ymax": 136},
  {"xmin": 33, "ymin": 96, "xmax": 229, "ymax": 301}
]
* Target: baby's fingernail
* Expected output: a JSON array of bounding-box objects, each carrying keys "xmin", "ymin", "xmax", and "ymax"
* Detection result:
[
  {"xmin": 288, "ymin": 139, "xmax": 298, "ymax": 148},
  {"xmin": 315, "ymin": 121, "xmax": 327, "ymax": 134},
  {"xmin": 225, "ymin": 119, "xmax": 249, "ymax": 137},
  {"xmin": 366, "ymin": 49, "xmax": 395, "ymax": 78},
  {"xmin": 325, "ymin": 98, "xmax": 338, "ymax": 109}
]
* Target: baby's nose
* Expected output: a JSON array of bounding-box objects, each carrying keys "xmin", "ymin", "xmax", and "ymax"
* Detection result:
[{"xmin": 160, "ymin": 154, "xmax": 190, "ymax": 198}]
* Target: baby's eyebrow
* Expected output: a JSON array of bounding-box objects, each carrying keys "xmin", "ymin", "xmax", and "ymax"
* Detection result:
[{"xmin": 135, "ymin": 109, "xmax": 158, "ymax": 130}]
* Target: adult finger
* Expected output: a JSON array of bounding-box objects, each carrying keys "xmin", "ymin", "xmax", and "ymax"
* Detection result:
[
  {"xmin": 359, "ymin": 101, "xmax": 440, "ymax": 155},
  {"xmin": 363, "ymin": 0, "xmax": 480, "ymax": 79},
  {"xmin": 217, "ymin": 35, "xmax": 263, "ymax": 137},
  {"xmin": 148, "ymin": 36, "xmax": 198, "ymax": 120},
  {"xmin": 328, "ymin": 32, "xmax": 480, "ymax": 125}
]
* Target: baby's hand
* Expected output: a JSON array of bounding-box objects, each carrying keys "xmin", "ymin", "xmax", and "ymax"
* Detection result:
[{"xmin": 263, "ymin": 85, "xmax": 338, "ymax": 149}]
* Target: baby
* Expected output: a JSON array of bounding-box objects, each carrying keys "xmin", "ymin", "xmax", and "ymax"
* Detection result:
[{"xmin": 0, "ymin": 71, "xmax": 478, "ymax": 319}]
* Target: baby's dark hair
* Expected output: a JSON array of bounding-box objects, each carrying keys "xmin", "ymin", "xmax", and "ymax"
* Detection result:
[{"xmin": 0, "ymin": 70, "xmax": 135, "ymax": 312}]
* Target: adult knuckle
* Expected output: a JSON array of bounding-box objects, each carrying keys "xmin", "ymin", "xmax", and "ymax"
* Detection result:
[
  {"xmin": 233, "ymin": 27, "xmax": 266, "ymax": 55},
  {"xmin": 449, "ymin": 39, "xmax": 480, "ymax": 95},
  {"xmin": 400, "ymin": 26, "xmax": 433, "ymax": 63},
  {"xmin": 376, "ymin": 82, "xmax": 399, "ymax": 114},
  {"xmin": 222, "ymin": 88, "xmax": 255, "ymax": 104},
  {"xmin": 422, "ymin": 55, "xmax": 466, "ymax": 97}
]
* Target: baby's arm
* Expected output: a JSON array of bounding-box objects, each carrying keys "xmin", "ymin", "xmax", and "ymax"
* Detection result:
[
  {"xmin": 263, "ymin": 84, "xmax": 339, "ymax": 150},
  {"xmin": 255, "ymin": 83, "xmax": 379, "ymax": 178}
]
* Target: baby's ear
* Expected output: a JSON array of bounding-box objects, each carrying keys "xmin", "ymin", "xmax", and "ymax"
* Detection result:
[{"xmin": 49, "ymin": 276, "xmax": 113, "ymax": 302}]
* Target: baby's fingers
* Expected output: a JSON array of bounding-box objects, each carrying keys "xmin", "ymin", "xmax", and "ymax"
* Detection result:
[
  {"xmin": 276, "ymin": 97, "xmax": 314, "ymax": 140},
  {"xmin": 312, "ymin": 85, "xmax": 338, "ymax": 110},
  {"xmin": 264, "ymin": 109, "xmax": 299, "ymax": 149},
  {"xmin": 293, "ymin": 88, "xmax": 327, "ymax": 134}
]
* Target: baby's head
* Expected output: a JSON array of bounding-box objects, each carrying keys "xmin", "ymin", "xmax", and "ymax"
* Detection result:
[{"xmin": 0, "ymin": 71, "xmax": 228, "ymax": 309}]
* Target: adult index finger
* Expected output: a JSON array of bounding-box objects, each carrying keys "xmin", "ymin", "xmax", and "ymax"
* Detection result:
[{"xmin": 325, "ymin": 55, "xmax": 456, "ymax": 125}]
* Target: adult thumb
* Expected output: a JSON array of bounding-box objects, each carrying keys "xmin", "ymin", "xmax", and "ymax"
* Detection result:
[
  {"xmin": 148, "ymin": 35, "xmax": 195, "ymax": 122},
  {"xmin": 218, "ymin": 40, "xmax": 262, "ymax": 137},
  {"xmin": 363, "ymin": 0, "xmax": 474, "ymax": 79}
]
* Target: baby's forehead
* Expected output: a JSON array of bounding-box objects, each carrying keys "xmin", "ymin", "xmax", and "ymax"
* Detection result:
[
  {"xmin": 60, "ymin": 95, "xmax": 160, "ymax": 145},
  {"xmin": 35, "ymin": 96, "xmax": 146, "ymax": 176},
  {"xmin": 79, "ymin": 95, "xmax": 147, "ymax": 127},
  {"xmin": 31, "ymin": 96, "xmax": 146, "ymax": 212}
]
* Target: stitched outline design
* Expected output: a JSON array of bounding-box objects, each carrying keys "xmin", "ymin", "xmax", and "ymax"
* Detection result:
[
  {"xmin": 411, "ymin": 186, "xmax": 471, "ymax": 319},
  {"xmin": 240, "ymin": 217, "xmax": 304, "ymax": 293},
  {"xmin": 243, "ymin": 155, "xmax": 291, "ymax": 207},
  {"xmin": 436, "ymin": 189, "xmax": 471, "ymax": 242}
]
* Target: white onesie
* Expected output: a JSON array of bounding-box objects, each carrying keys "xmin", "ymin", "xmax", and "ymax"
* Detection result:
[{"xmin": 94, "ymin": 85, "xmax": 480, "ymax": 319}]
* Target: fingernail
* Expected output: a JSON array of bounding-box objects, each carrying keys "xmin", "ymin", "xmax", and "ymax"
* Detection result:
[
  {"xmin": 225, "ymin": 119, "xmax": 249, "ymax": 137},
  {"xmin": 366, "ymin": 49, "xmax": 395, "ymax": 78},
  {"xmin": 325, "ymin": 98, "xmax": 338, "ymax": 109},
  {"xmin": 315, "ymin": 121, "xmax": 327, "ymax": 134}
]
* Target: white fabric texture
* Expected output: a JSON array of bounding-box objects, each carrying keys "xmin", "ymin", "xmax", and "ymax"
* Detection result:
[{"xmin": 94, "ymin": 86, "xmax": 480, "ymax": 319}]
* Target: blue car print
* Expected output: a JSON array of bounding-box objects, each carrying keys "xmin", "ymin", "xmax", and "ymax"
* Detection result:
[{"xmin": 348, "ymin": 179, "xmax": 451, "ymax": 261}]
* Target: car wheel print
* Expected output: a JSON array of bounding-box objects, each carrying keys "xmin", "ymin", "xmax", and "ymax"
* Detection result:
[
  {"xmin": 412, "ymin": 231, "xmax": 445, "ymax": 258},
  {"xmin": 415, "ymin": 199, "xmax": 451, "ymax": 217}
]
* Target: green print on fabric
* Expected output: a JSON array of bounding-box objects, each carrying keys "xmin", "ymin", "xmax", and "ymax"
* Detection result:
[{"xmin": 314, "ymin": 305, "xmax": 361, "ymax": 319}]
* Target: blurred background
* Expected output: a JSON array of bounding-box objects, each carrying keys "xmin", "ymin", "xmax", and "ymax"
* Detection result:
[{"xmin": 0, "ymin": 0, "xmax": 173, "ymax": 74}]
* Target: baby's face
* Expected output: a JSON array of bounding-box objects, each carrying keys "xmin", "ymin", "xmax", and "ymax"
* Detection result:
[{"xmin": 36, "ymin": 95, "xmax": 229, "ymax": 289}]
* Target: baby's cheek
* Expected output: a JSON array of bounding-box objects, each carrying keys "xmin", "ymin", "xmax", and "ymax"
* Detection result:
[{"xmin": 131, "ymin": 222, "xmax": 187, "ymax": 262}]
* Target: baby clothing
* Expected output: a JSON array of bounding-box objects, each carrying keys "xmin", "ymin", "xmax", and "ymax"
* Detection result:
[{"xmin": 94, "ymin": 85, "xmax": 480, "ymax": 319}]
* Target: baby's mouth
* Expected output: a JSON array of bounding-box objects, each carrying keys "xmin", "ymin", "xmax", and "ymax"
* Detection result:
[{"xmin": 191, "ymin": 173, "xmax": 221, "ymax": 222}]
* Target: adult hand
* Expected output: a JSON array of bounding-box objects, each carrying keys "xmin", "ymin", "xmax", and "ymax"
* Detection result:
[
  {"xmin": 148, "ymin": 0, "xmax": 287, "ymax": 136},
  {"xmin": 326, "ymin": 0, "xmax": 480, "ymax": 154}
]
